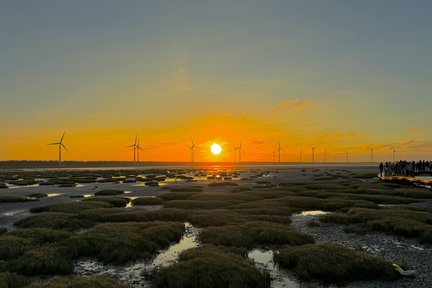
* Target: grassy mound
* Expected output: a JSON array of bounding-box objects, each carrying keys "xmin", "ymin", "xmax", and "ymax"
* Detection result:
[
  {"xmin": 320, "ymin": 207, "xmax": 432, "ymax": 243},
  {"xmin": 132, "ymin": 197, "xmax": 163, "ymax": 205},
  {"xmin": 82, "ymin": 197, "xmax": 129, "ymax": 207},
  {"xmin": 14, "ymin": 212, "xmax": 92, "ymax": 231},
  {"xmin": 64, "ymin": 221, "xmax": 184, "ymax": 264},
  {"xmin": 94, "ymin": 189, "xmax": 124, "ymax": 196},
  {"xmin": 30, "ymin": 201, "xmax": 112, "ymax": 214},
  {"xmin": 159, "ymin": 192, "xmax": 195, "ymax": 201},
  {"xmin": 200, "ymin": 221, "xmax": 314, "ymax": 248},
  {"xmin": 276, "ymin": 243, "xmax": 399, "ymax": 283},
  {"xmin": 0, "ymin": 235, "xmax": 30, "ymax": 260},
  {"xmin": 153, "ymin": 245, "xmax": 269, "ymax": 288},
  {"xmin": 28, "ymin": 275, "xmax": 127, "ymax": 288},
  {"xmin": 11, "ymin": 228, "xmax": 71, "ymax": 245},
  {"xmin": 0, "ymin": 195, "xmax": 37, "ymax": 203},
  {"xmin": 0, "ymin": 272, "xmax": 29, "ymax": 288}
]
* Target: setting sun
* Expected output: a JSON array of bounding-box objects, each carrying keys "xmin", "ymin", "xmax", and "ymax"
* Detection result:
[{"xmin": 210, "ymin": 143, "xmax": 222, "ymax": 155}]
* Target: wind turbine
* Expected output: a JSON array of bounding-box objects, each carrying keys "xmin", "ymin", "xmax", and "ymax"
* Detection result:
[
  {"xmin": 273, "ymin": 148, "xmax": 276, "ymax": 163},
  {"xmin": 346, "ymin": 150, "xmax": 349, "ymax": 163},
  {"xmin": 277, "ymin": 142, "xmax": 283, "ymax": 163},
  {"xmin": 48, "ymin": 132, "xmax": 69, "ymax": 167},
  {"xmin": 311, "ymin": 145, "xmax": 316, "ymax": 164},
  {"xmin": 300, "ymin": 148, "xmax": 303, "ymax": 162},
  {"xmin": 127, "ymin": 135, "xmax": 138, "ymax": 165},
  {"xmin": 324, "ymin": 149, "xmax": 327, "ymax": 163},
  {"xmin": 189, "ymin": 138, "xmax": 196, "ymax": 163},
  {"xmin": 235, "ymin": 141, "xmax": 243, "ymax": 163},
  {"xmin": 136, "ymin": 138, "xmax": 144, "ymax": 164},
  {"xmin": 370, "ymin": 147, "xmax": 374, "ymax": 163},
  {"xmin": 392, "ymin": 146, "xmax": 396, "ymax": 162}
]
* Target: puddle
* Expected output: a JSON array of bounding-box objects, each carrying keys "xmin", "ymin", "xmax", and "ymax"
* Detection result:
[
  {"xmin": 299, "ymin": 210, "xmax": 329, "ymax": 216},
  {"xmin": 2, "ymin": 209, "xmax": 27, "ymax": 216},
  {"xmin": 248, "ymin": 249, "xmax": 299, "ymax": 288},
  {"xmin": 47, "ymin": 193, "xmax": 61, "ymax": 197},
  {"xmin": 74, "ymin": 222, "xmax": 199, "ymax": 287},
  {"xmin": 125, "ymin": 197, "xmax": 138, "ymax": 208},
  {"xmin": 7, "ymin": 184, "xmax": 40, "ymax": 189},
  {"xmin": 83, "ymin": 194, "xmax": 93, "ymax": 198}
]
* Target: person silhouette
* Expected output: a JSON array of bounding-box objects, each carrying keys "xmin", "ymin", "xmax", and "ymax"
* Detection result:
[{"xmin": 379, "ymin": 162, "xmax": 384, "ymax": 177}]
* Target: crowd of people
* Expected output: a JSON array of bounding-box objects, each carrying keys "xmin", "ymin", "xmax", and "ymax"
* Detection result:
[{"xmin": 379, "ymin": 160, "xmax": 432, "ymax": 177}]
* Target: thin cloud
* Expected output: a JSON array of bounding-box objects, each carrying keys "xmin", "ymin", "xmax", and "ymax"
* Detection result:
[
  {"xmin": 406, "ymin": 125, "xmax": 423, "ymax": 132},
  {"xmin": 318, "ymin": 132, "xmax": 359, "ymax": 141},
  {"xmin": 273, "ymin": 99, "xmax": 313, "ymax": 111}
]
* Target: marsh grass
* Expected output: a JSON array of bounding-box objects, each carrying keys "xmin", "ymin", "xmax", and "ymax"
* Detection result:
[
  {"xmin": 276, "ymin": 243, "xmax": 399, "ymax": 283},
  {"xmin": 200, "ymin": 221, "xmax": 314, "ymax": 248},
  {"xmin": 0, "ymin": 272, "xmax": 29, "ymax": 288},
  {"xmin": 94, "ymin": 189, "xmax": 124, "ymax": 196},
  {"xmin": 158, "ymin": 192, "xmax": 196, "ymax": 201},
  {"xmin": 30, "ymin": 201, "xmax": 112, "ymax": 214},
  {"xmin": 82, "ymin": 197, "xmax": 129, "ymax": 207},
  {"xmin": 320, "ymin": 207, "xmax": 432, "ymax": 243},
  {"xmin": 0, "ymin": 195, "xmax": 37, "ymax": 203},
  {"xmin": 165, "ymin": 186, "xmax": 203, "ymax": 192},
  {"xmin": 28, "ymin": 275, "xmax": 127, "ymax": 288},
  {"xmin": 64, "ymin": 221, "xmax": 184, "ymax": 264},
  {"xmin": 15, "ymin": 212, "xmax": 92, "ymax": 231},
  {"xmin": 0, "ymin": 235, "xmax": 30, "ymax": 260},
  {"xmin": 11, "ymin": 228, "xmax": 71, "ymax": 245},
  {"xmin": 132, "ymin": 197, "xmax": 163, "ymax": 205},
  {"xmin": 153, "ymin": 245, "xmax": 269, "ymax": 288}
]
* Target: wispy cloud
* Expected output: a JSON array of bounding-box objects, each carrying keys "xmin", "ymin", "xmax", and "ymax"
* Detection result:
[
  {"xmin": 318, "ymin": 132, "xmax": 359, "ymax": 141},
  {"xmin": 406, "ymin": 125, "xmax": 423, "ymax": 132},
  {"xmin": 273, "ymin": 99, "xmax": 313, "ymax": 111}
]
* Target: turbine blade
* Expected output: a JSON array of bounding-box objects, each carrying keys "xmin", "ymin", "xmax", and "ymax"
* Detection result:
[
  {"xmin": 126, "ymin": 144, "xmax": 135, "ymax": 148},
  {"xmin": 47, "ymin": 142, "xmax": 60, "ymax": 145},
  {"xmin": 61, "ymin": 144, "xmax": 69, "ymax": 153},
  {"xmin": 60, "ymin": 132, "xmax": 65, "ymax": 142}
]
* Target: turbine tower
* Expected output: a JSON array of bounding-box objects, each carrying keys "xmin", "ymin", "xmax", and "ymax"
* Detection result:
[
  {"xmin": 300, "ymin": 147, "xmax": 303, "ymax": 162},
  {"xmin": 324, "ymin": 149, "xmax": 327, "ymax": 163},
  {"xmin": 392, "ymin": 146, "xmax": 396, "ymax": 162},
  {"xmin": 346, "ymin": 150, "xmax": 349, "ymax": 163},
  {"xmin": 189, "ymin": 138, "xmax": 196, "ymax": 162},
  {"xmin": 277, "ymin": 142, "xmax": 283, "ymax": 163},
  {"xmin": 48, "ymin": 132, "xmax": 69, "ymax": 167},
  {"xmin": 311, "ymin": 145, "xmax": 316, "ymax": 164},
  {"xmin": 127, "ymin": 136, "xmax": 138, "ymax": 165},
  {"xmin": 136, "ymin": 138, "xmax": 144, "ymax": 164},
  {"xmin": 273, "ymin": 148, "xmax": 276, "ymax": 163},
  {"xmin": 235, "ymin": 141, "xmax": 243, "ymax": 163},
  {"xmin": 370, "ymin": 147, "xmax": 374, "ymax": 163}
]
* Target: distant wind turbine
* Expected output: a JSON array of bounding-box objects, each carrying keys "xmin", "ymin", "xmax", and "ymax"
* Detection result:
[
  {"xmin": 311, "ymin": 145, "xmax": 316, "ymax": 164},
  {"xmin": 300, "ymin": 147, "xmax": 303, "ymax": 162},
  {"xmin": 370, "ymin": 147, "xmax": 374, "ymax": 163},
  {"xmin": 277, "ymin": 142, "xmax": 283, "ymax": 163},
  {"xmin": 324, "ymin": 149, "xmax": 327, "ymax": 163},
  {"xmin": 189, "ymin": 138, "xmax": 196, "ymax": 163},
  {"xmin": 235, "ymin": 141, "xmax": 243, "ymax": 163},
  {"xmin": 127, "ymin": 135, "xmax": 138, "ymax": 165},
  {"xmin": 392, "ymin": 146, "xmax": 396, "ymax": 162},
  {"xmin": 273, "ymin": 148, "xmax": 276, "ymax": 163},
  {"xmin": 48, "ymin": 132, "xmax": 69, "ymax": 167},
  {"xmin": 346, "ymin": 150, "xmax": 349, "ymax": 163}
]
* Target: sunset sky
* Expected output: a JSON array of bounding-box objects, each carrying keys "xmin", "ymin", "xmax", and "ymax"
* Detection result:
[{"xmin": 1, "ymin": 1, "xmax": 431, "ymax": 162}]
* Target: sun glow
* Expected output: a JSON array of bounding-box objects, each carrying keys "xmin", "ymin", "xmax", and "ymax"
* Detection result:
[{"xmin": 210, "ymin": 143, "xmax": 222, "ymax": 155}]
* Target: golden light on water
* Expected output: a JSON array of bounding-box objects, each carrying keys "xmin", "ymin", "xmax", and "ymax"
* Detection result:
[{"xmin": 210, "ymin": 143, "xmax": 222, "ymax": 155}]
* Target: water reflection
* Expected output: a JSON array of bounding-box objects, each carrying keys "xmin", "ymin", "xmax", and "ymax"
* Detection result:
[{"xmin": 248, "ymin": 249, "xmax": 299, "ymax": 288}]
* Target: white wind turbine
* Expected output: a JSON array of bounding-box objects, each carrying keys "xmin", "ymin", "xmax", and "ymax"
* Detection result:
[
  {"xmin": 235, "ymin": 141, "xmax": 243, "ymax": 163},
  {"xmin": 136, "ymin": 138, "xmax": 144, "ymax": 164},
  {"xmin": 189, "ymin": 138, "xmax": 196, "ymax": 163},
  {"xmin": 277, "ymin": 142, "xmax": 283, "ymax": 163},
  {"xmin": 48, "ymin": 132, "xmax": 69, "ymax": 167}
]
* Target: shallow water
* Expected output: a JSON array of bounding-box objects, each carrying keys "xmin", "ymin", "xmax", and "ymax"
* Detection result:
[
  {"xmin": 74, "ymin": 222, "xmax": 199, "ymax": 288},
  {"xmin": 299, "ymin": 210, "xmax": 329, "ymax": 216},
  {"xmin": 248, "ymin": 249, "xmax": 300, "ymax": 288}
]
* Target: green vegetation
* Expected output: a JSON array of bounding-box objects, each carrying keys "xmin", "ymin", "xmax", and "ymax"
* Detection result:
[
  {"xmin": 94, "ymin": 189, "xmax": 124, "ymax": 196},
  {"xmin": 208, "ymin": 182, "xmax": 239, "ymax": 187},
  {"xmin": 14, "ymin": 212, "xmax": 92, "ymax": 231},
  {"xmin": 277, "ymin": 243, "xmax": 399, "ymax": 283},
  {"xmin": 153, "ymin": 245, "xmax": 269, "ymax": 288},
  {"xmin": 0, "ymin": 195, "xmax": 37, "ymax": 203},
  {"xmin": 28, "ymin": 275, "xmax": 127, "ymax": 288},
  {"xmin": 158, "ymin": 192, "xmax": 195, "ymax": 201},
  {"xmin": 25, "ymin": 193, "xmax": 48, "ymax": 199},
  {"xmin": 132, "ymin": 197, "xmax": 163, "ymax": 205},
  {"xmin": 0, "ymin": 272, "xmax": 29, "ymax": 288},
  {"xmin": 30, "ymin": 201, "xmax": 112, "ymax": 214},
  {"xmin": 63, "ymin": 221, "xmax": 184, "ymax": 264},
  {"xmin": 165, "ymin": 186, "xmax": 203, "ymax": 192},
  {"xmin": 200, "ymin": 221, "xmax": 314, "ymax": 248},
  {"xmin": 11, "ymin": 228, "xmax": 71, "ymax": 245},
  {"xmin": 82, "ymin": 197, "xmax": 129, "ymax": 207}
]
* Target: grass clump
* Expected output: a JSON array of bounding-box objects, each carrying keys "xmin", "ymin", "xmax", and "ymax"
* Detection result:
[
  {"xmin": 166, "ymin": 186, "xmax": 203, "ymax": 192},
  {"xmin": 30, "ymin": 201, "xmax": 112, "ymax": 214},
  {"xmin": 94, "ymin": 189, "xmax": 124, "ymax": 196},
  {"xmin": 0, "ymin": 235, "xmax": 30, "ymax": 260},
  {"xmin": 82, "ymin": 197, "xmax": 129, "ymax": 207},
  {"xmin": 0, "ymin": 195, "xmax": 37, "ymax": 203},
  {"xmin": 153, "ymin": 245, "xmax": 269, "ymax": 288},
  {"xmin": 159, "ymin": 192, "xmax": 195, "ymax": 201},
  {"xmin": 64, "ymin": 221, "xmax": 184, "ymax": 264},
  {"xmin": 132, "ymin": 197, "xmax": 163, "ymax": 206},
  {"xmin": 14, "ymin": 212, "xmax": 92, "ymax": 231},
  {"xmin": 164, "ymin": 200, "xmax": 233, "ymax": 210},
  {"xmin": 11, "ymin": 228, "xmax": 71, "ymax": 245},
  {"xmin": 0, "ymin": 272, "xmax": 30, "ymax": 288},
  {"xmin": 276, "ymin": 243, "xmax": 399, "ymax": 283},
  {"xmin": 200, "ymin": 221, "xmax": 314, "ymax": 248},
  {"xmin": 25, "ymin": 193, "xmax": 48, "ymax": 199},
  {"xmin": 11, "ymin": 245, "xmax": 73, "ymax": 275},
  {"xmin": 208, "ymin": 182, "xmax": 239, "ymax": 187},
  {"xmin": 27, "ymin": 275, "xmax": 127, "ymax": 288}
]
